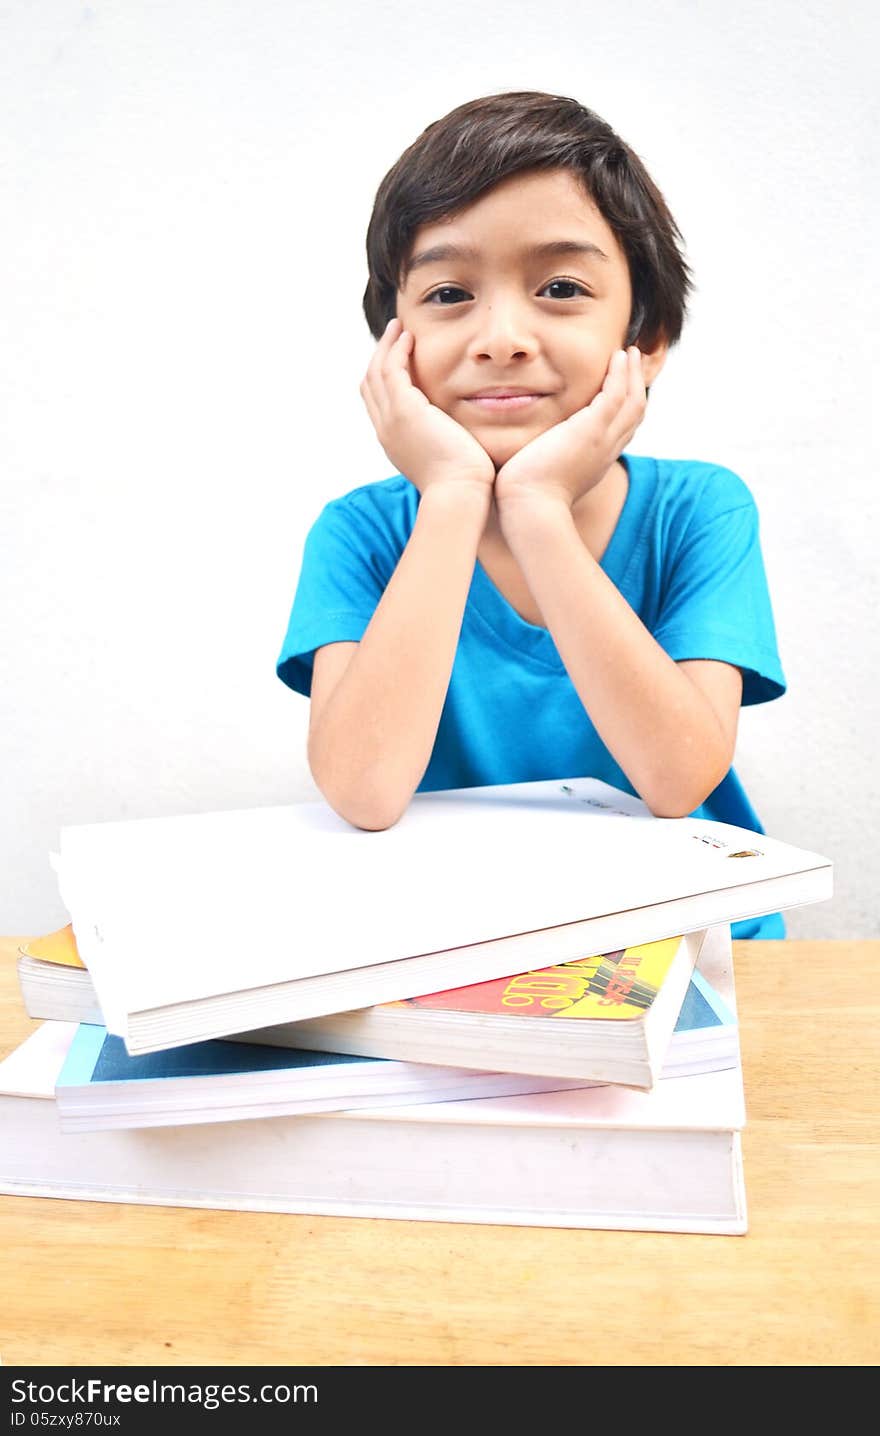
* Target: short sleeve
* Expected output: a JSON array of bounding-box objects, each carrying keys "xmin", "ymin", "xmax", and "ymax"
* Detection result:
[
  {"xmin": 276, "ymin": 491, "xmax": 403, "ymax": 697},
  {"xmin": 652, "ymin": 477, "xmax": 786, "ymax": 705}
]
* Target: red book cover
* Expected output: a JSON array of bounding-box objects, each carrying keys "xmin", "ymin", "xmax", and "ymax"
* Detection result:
[{"xmin": 387, "ymin": 937, "xmax": 682, "ymax": 1022}]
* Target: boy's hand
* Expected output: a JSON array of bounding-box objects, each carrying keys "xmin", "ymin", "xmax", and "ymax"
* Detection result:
[
  {"xmin": 360, "ymin": 318, "xmax": 496, "ymax": 496},
  {"xmin": 494, "ymin": 348, "xmax": 646, "ymax": 515}
]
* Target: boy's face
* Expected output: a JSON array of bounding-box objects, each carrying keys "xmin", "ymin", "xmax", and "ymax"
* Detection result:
[{"xmin": 396, "ymin": 169, "xmax": 660, "ymax": 469}]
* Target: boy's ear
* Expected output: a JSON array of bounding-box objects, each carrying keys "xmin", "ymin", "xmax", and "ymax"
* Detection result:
[{"xmin": 639, "ymin": 336, "xmax": 669, "ymax": 389}]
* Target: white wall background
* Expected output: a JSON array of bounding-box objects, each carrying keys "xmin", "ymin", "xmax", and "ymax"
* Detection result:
[{"xmin": 1, "ymin": 0, "xmax": 877, "ymax": 937}]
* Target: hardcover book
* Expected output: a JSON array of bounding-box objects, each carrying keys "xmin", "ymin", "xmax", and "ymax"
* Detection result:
[{"xmin": 0, "ymin": 1012, "xmax": 748, "ymax": 1235}]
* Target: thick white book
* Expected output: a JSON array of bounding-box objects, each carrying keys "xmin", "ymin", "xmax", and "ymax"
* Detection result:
[
  {"xmin": 53, "ymin": 776, "xmax": 831, "ymax": 1055},
  {"xmin": 0, "ymin": 1020, "xmax": 748, "ymax": 1236}
]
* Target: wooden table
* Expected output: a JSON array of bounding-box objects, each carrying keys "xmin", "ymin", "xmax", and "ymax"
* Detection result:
[{"xmin": 0, "ymin": 937, "xmax": 877, "ymax": 1367}]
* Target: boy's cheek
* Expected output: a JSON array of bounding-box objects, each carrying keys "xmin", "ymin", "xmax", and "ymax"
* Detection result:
[
  {"xmin": 562, "ymin": 372, "xmax": 606, "ymax": 416},
  {"xmin": 403, "ymin": 341, "xmax": 435, "ymax": 399},
  {"xmin": 569, "ymin": 345, "xmax": 619, "ymax": 403}
]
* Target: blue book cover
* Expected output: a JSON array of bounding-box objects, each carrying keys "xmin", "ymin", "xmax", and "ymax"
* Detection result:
[
  {"xmin": 64, "ymin": 1026, "xmax": 379, "ymax": 1085},
  {"xmin": 53, "ymin": 1024, "xmax": 596, "ymax": 1133},
  {"xmin": 674, "ymin": 968, "xmax": 735, "ymax": 1033}
]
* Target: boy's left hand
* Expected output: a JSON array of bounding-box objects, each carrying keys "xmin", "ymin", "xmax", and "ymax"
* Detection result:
[{"xmin": 494, "ymin": 347, "xmax": 646, "ymax": 515}]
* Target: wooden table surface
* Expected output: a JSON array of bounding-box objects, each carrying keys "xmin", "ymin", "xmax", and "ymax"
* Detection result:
[{"xmin": 0, "ymin": 936, "xmax": 877, "ymax": 1367}]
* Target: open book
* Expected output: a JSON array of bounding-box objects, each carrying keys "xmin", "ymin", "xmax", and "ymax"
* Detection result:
[{"xmin": 53, "ymin": 777, "xmax": 831, "ymax": 1055}]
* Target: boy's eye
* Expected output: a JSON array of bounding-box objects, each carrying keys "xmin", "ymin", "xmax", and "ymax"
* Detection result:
[
  {"xmin": 423, "ymin": 279, "xmax": 591, "ymax": 305},
  {"xmin": 541, "ymin": 279, "xmax": 590, "ymax": 300},
  {"xmin": 424, "ymin": 286, "xmax": 471, "ymax": 305}
]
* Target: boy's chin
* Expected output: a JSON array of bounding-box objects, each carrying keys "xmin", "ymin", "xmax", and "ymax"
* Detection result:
[
  {"xmin": 481, "ymin": 435, "xmax": 537, "ymax": 470},
  {"xmin": 464, "ymin": 417, "xmax": 557, "ymax": 471}
]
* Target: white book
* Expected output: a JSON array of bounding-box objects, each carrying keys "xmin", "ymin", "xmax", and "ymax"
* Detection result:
[
  {"xmin": 0, "ymin": 1019, "xmax": 748, "ymax": 1236},
  {"xmin": 19, "ymin": 928, "xmax": 733, "ymax": 1090},
  {"xmin": 53, "ymin": 776, "xmax": 831, "ymax": 1055},
  {"xmin": 16, "ymin": 952, "xmax": 103, "ymax": 1025}
]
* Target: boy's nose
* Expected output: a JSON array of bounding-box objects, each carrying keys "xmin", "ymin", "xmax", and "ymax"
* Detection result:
[{"xmin": 468, "ymin": 302, "xmax": 539, "ymax": 363}]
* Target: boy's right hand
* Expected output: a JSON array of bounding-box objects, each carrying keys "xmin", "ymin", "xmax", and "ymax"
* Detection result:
[{"xmin": 360, "ymin": 318, "xmax": 495, "ymax": 496}]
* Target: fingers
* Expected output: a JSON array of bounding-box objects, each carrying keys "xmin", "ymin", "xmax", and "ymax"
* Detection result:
[
  {"xmin": 625, "ymin": 346, "xmax": 647, "ymax": 407},
  {"xmin": 360, "ymin": 317, "xmax": 424, "ymax": 439},
  {"xmin": 360, "ymin": 317, "xmax": 416, "ymax": 419},
  {"xmin": 359, "ymin": 368, "xmax": 381, "ymax": 432},
  {"xmin": 620, "ymin": 346, "xmax": 648, "ymax": 443},
  {"xmin": 589, "ymin": 347, "xmax": 647, "ymax": 450},
  {"xmin": 382, "ymin": 323, "xmax": 419, "ymax": 411},
  {"xmin": 599, "ymin": 347, "xmax": 630, "ymax": 409},
  {"xmin": 598, "ymin": 347, "xmax": 645, "ymax": 410},
  {"xmin": 360, "ymin": 318, "xmax": 401, "ymax": 417}
]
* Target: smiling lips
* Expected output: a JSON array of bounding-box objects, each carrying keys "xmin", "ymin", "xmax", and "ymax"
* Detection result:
[{"xmin": 464, "ymin": 387, "xmax": 550, "ymax": 413}]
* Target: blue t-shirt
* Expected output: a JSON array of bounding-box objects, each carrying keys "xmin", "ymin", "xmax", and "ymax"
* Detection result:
[{"xmin": 277, "ymin": 453, "xmax": 788, "ymax": 938}]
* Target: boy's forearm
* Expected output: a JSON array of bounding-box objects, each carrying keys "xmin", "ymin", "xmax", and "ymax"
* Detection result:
[
  {"xmin": 498, "ymin": 495, "xmax": 734, "ymax": 816},
  {"xmin": 308, "ymin": 484, "xmax": 492, "ymax": 830}
]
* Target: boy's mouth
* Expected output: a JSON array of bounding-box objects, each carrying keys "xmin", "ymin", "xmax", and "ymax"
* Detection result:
[{"xmin": 465, "ymin": 390, "xmax": 549, "ymax": 412}]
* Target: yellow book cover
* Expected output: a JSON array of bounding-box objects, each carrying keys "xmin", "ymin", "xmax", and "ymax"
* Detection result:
[{"xmin": 19, "ymin": 924, "xmax": 85, "ymax": 969}]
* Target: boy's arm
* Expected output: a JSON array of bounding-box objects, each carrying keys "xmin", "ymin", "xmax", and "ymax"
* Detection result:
[
  {"xmin": 307, "ymin": 319, "xmax": 495, "ymax": 830},
  {"xmin": 496, "ymin": 500, "xmax": 742, "ymax": 816},
  {"xmin": 494, "ymin": 349, "xmax": 742, "ymax": 818},
  {"xmin": 308, "ymin": 484, "xmax": 491, "ymax": 830}
]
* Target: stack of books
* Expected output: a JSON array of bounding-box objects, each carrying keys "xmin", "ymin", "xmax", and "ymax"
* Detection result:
[{"xmin": 0, "ymin": 776, "xmax": 832, "ymax": 1234}]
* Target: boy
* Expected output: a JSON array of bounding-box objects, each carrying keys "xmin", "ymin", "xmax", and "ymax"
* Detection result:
[{"xmin": 276, "ymin": 92, "xmax": 786, "ymax": 938}]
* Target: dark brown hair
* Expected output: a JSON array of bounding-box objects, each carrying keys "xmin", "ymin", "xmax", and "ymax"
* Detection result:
[{"xmin": 363, "ymin": 91, "xmax": 692, "ymax": 350}]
